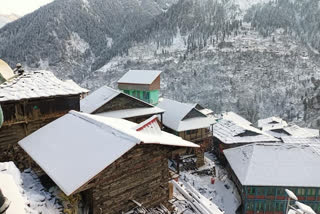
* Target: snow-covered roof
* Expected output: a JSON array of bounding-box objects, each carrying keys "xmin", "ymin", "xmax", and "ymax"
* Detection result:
[
  {"xmin": 281, "ymin": 136, "xmax": 320, "ymax": 144},
  {"xmin": 224, "ymin": 143, "xmax": 320, "ymax": 187},
  {"xmin": 80, "ymin": 86, "xmax": 164, "ymax": 117},
  {"xmin": 212, "ymin": 119, "xmax": 279, "ymax": 144},
  {"xmin": 284, "ymin": 125, "xmax": 319, "ymax": 138},
  {"xmin": 258, "ymin": 116, "xmax": 288, "ymax": 131},
  {"xmin": 19, "ymin": 111, "xmax": 198, "ymax": 196},
  {"xmin": 117, "ymin": 70, "xmax": 162, "ymax": 85},
  {"xmin": 96, "ymin": 107, "xmax": 164, "ymax": 119},
  {"xmin": 157, "ymin": 98, "xmax": 216, "ymax": 132},
  {"xmin": 80, "ymin": 86, "xmax": 121, "ymax": 113},
  {"xmin": 221, "ymin": 112, "xmax": 252, "ymax": 126},
  {"xmin": 0, "ymin": 71, "xmax": 88, "ymax": 102}
]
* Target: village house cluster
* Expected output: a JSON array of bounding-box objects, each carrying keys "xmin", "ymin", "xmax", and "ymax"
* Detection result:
[{"xmin": 1, "ymin": 59, "xmax": 320, "ymax": 214}]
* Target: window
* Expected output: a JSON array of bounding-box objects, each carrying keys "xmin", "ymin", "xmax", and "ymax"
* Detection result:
[
  {"xmin": 297, "ymin": 188, "xmax": 305, "ymax": 196},
  {"xmin": 256, "ymin": 201, "xmax": 264, "ymax": 212},
  {"xmin": 265, "ymin": 200, "xmax": 274, "ymax": 211},
  {"xmin": 275, "ymin": 202, "xmax": 285, "ymax": 212},
  {"xmin": 256, "ymin": 187, "xmax": 265, "ymax": 196},
  {"xmin": 247, "ymin": 187, "xmax": 256, "ymax": 195},
  {"xmin": 277, "ymin": 188, "xmax": 285, "ymax": 196},
  {"xmin": 307, "ymin": 188, "xmax": 316, "ymax": 196},
  {"xmin": 124, "ymin": 90, "xmax": 130, "ymax": 95},
  {"xmin": 267, "ymin": 187, "xmax": 275, "ymax": 196},
  {"xmin": 246, "ymin": 201, "xmax": 254, "ymax": 211},
  {"xmin": 143, "ymin": 91, "xmax": 150, "ymax": 101},
  {"xmin": 186, "ymin": 130, "xmax": 198, "ymax": 135}
]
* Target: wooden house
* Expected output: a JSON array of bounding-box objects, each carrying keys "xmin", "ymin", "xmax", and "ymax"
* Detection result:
[
  {"xmin": 0, "ymin": 70, "xmax": 88, "ymax": 168},
  {"xmin": 117, "ymin": 70, "xmax": 162, "ymax": 105},
  {"xmin": 224, "ymin": 143, "xmax": 320, "ymax": 214},
  {"xmin": 211, "ymin": 118, "xmax": 279, "ymax": 162},
  {"xmin": 18, "ymin": 111, "xmax": 199, "ymax": 214},
  {"xmin": 80, "ymin": 86, "xmax": 165, "ymax": 124},
  {"xmin": 157, "ymin": 98, "xmax": 216, "ymax": 167}
]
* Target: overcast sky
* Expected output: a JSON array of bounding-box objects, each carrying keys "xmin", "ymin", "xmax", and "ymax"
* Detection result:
[{"xmin": 0, "ymin": 0, "xmax": 53, "ymax": 16}]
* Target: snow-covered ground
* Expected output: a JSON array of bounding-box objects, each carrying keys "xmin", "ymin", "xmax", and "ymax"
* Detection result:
[
  {"xmin": 0, "ymin": 162, "xmax": 62, "ymax": 214},
  {"xmin": 172, "ymin": 153, "xmax": 241, "ymax": 214}
]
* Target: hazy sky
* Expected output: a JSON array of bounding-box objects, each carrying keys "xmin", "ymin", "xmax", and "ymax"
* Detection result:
[{"xmin": 0, "ymin": 0, "xmax": 53, "ymax": 16}]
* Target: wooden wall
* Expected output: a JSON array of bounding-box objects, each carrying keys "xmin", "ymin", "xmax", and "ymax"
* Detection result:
[
  {"xmin": 118, "ymin": 76, "xmax": 161, "ymax": 91},
  {"xmin": 90, "ymin": 144, "xmax": 170, "ymax": 214},
  {"xmin": 0, "ymin": 95, "xmax": 80, "ymax": 169}
]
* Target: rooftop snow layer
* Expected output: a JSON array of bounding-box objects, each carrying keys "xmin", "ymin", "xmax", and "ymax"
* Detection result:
[
  {"xmin": 80, "ymin": 86, "xmax": 121, "ymax": 113},
  {"xmin": 0, "ymin": 70, "xmax": 88, "ymax": 102},
  {"xmin": 212, "ymin": 119, "xmax": 279, "ymax": 144},
  {"xmin": 284, "ymin": 125, "xmax": 320, "ymax": 138},
  {"xmin": 258, "ymin": 116, "xmax": 288, "ymax": 130},
  {"xmin": 19, "ymin": 111, "xmax": 198, "ymax": 196},
  {"xmin": 117, "ymin": 70, "xmax": 162, "ymax": 84},
  {"xmin": 281, "ymin": 137, "xmax": 320, "ymax": 144},
  {"xmin": 80, "ymin": 86, "xmax": 164, "ymax": 116},
  {"xmin": 157, "ymin": 98, "xmax": 216, "ymax": 131},
  {"xmin": 224, "ymin": 143, "xmax": 320, "ymax": 187},
  {"xmin": 221, "ymin": 112, "xmax": 252, "ymax": 126}
]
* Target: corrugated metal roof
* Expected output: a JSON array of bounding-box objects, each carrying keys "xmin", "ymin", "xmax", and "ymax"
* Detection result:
[
  {"xmin": 281, "ymin": 136, "xmax": 320, "ymax": 144},
  {"xmin": 284, "ymin": 125, "xmax": 319, "ymax": 138},
  {"xmin": 18, "ymin": 111, "xmax": 198, "ymax": 196},
  {"xmin": 224, "ymin": 143, "xmax": 320, "ymax": 187},
  {"xmin": 221, "ymin": 112, "xmax": 252, "ymax": 126},
  {"xmin": 117, "ymin": 70, "xmax": 162, "ymax": 85},
  {"xmin": 0, "ymin": 70, "xmax": 88, "ymax": 102},
  {"xmin": 212, "ymin": 119, "xmax": 279, "ymax": 144}
]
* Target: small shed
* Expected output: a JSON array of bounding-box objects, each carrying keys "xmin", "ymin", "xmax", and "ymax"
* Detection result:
[
  {"xmin": 19, "ymin": 111, "xmax": 198, "ymax": 214},
  {"xmin": 0, "ymin": 70, "xmax": 88, "ymax": 168},
  {"xmin": 80, "ymin": 86, "xmax": 164, "ymax": 124},
  {"xmin": 117, "ymin": 70, "xmax": 162, "ymax": 105},
  {"xmin": 157, "ymin": 98, "xmax": 216, "ymax": 166}
]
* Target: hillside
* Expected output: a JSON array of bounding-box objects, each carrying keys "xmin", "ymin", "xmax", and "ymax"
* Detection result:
[
  {"xmin": 0, "ymin": 0, "xmax": 177, "ymax": 81},
  {"xmin": 84, "ymin": 22, "xmax": 320, "ymax": 128},
  {"xmin": 0, "ymin": 0, "xmax": 320, "ymax": 127}
]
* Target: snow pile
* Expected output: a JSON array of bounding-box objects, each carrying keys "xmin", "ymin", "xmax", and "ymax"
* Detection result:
[
  {"xmin": 172, "ymin": 153, "xmax": 241, "ymax": 214},
  {"xmin": 0, "ymin": 162, "xmax": 62, "ymax": 214}
]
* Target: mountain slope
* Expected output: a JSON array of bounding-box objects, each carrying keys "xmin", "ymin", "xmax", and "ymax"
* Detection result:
[{"xmin": 0, "ymin": 0, "xmax": 177, "ymax": 81}]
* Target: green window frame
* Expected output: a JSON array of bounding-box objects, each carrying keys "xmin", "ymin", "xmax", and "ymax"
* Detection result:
[
  {"xmin": 267, "ymin": 187, "xmax": 275, "ymax": 196},
  {"xmin": 256, "ymin": 200, "xmax": 264, "ymax": 212},
  {"xmin": 124, "ymin": 90, "xmax": 130, "ymax": 95},
  {"xmin": 307, "ymin": 188, "xmax": 316, "ymax": 196},
  {"xmin": 143, "ymin": 91, "xmax": 150, "ymax": 101},
  {"xmin": 297, "ymin": 188, "xmax": 305, "ymax": 196},
  {"xmin": 256, "ymin": 187, "xmax": 265, "ymax": 195},
  {"xmin": 246, "ymin": 201, "xmax": 254, "ymax": 211},
  {"xmin": 276, "ymin": 187, "xmax": 285, "ymax": 196},
  {"xmin": 265, "ymin": 200, "xmax": 274, "ymax": 211},
  {"xmin": 247, "ymin": 187, "xmax": 256, "ymax": 195}
]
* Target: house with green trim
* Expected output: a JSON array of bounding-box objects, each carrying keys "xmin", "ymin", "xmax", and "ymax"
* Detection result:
[
  {"xmin": 224, "ymin": 143, "xmax": 320, "ymax": 214},
  {"xmin": 117, "ymin": 70, "xmax": 162, "ymax": 105}
]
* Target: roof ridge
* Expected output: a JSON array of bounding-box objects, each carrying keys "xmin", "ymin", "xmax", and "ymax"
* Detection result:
[{"xmin": 69, "ymin": 111, "xmax": 141, "ymax": 144}]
